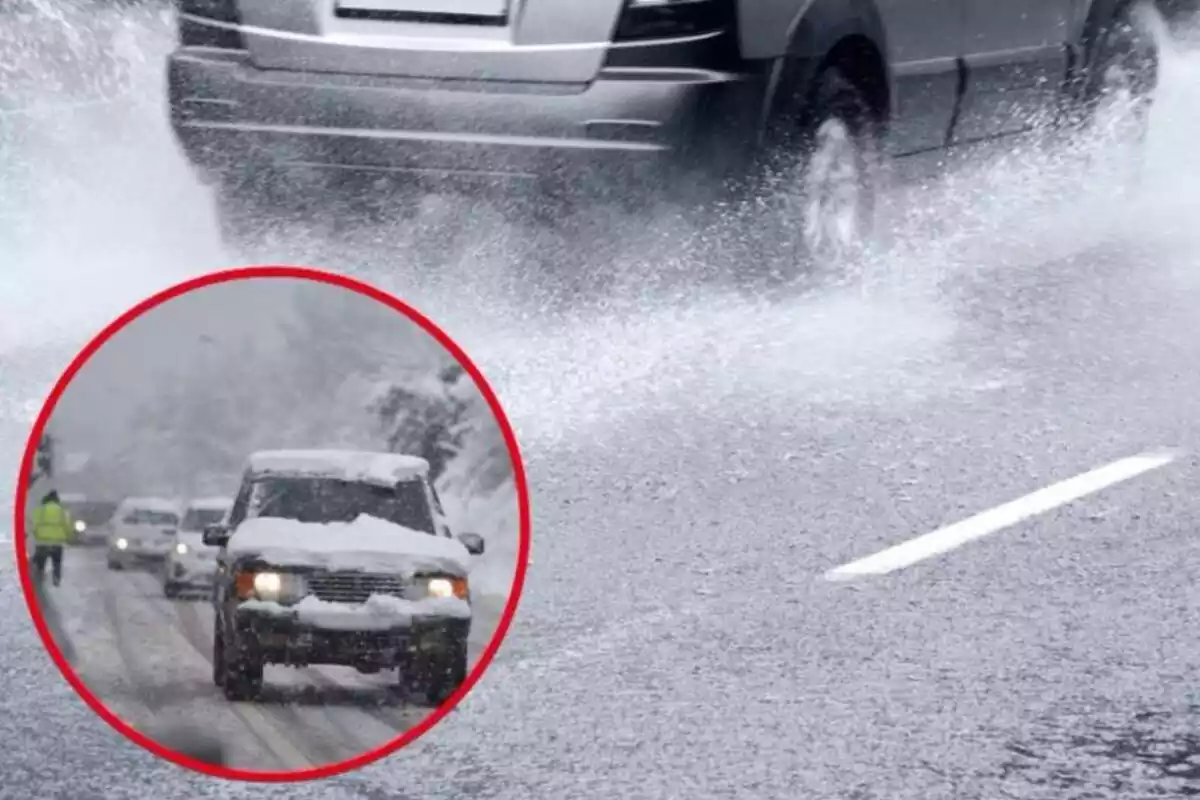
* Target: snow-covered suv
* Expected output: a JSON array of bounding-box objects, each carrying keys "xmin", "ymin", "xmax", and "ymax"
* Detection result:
[{"xmin": 203, "ymin": 449, "xmax": 486, "ymax": 703}]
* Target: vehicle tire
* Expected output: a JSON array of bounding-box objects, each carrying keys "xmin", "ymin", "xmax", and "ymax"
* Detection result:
[
  {"xmin": 220, "ymin": 638, "xmax": 264, "ymax": 702},
  {"xmin": 747, "ymin": 65, "xmax": 884, "ymax": 286},
  {"xmin": 107, "ymin": 559, "xmax": 123, "ymax": 571},
  {"xmin": 164, "ymin": 581, "xmax": 180, "ymax": 600},
  {"xmin": 211, "ymin": 626, "xmax": 226, "ymax": 688},
  {"xmin": 1072, "ymin": 2, "xmax": 1159, "ymax": 190},
  {"xmin": 412, "ymin": 638, "xmax": 469, "ymax": 706}
]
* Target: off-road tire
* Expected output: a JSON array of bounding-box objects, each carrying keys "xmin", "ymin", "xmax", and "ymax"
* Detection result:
[
  {"xmin": 1065, "ymin": 2, "xmax": 1159, "ymax": 193},
  {"xmin": 211, "ymin": 625, "xmax": 226, "ymax": 687},
  {"xmin": 409, "ymin": 638, "xmax": 469, "ymax": 706},
  {"xmin": 214, "ymin": 625, "xmax": 264, "ymax": 699}
]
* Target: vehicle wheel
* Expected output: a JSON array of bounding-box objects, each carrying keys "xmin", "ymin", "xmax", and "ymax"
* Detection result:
[
  {"xmin": 220, "ymin": 639, "xmax": 264, "ymax": 702},
  {"xmin": 164, "ymin": 581, "xmax": 179, "ymax": 600},
  {"xmin": 748, "ymin": 65, "xmax": 883, "ymax": 286},
  {"xmin": 412, "ymin": 639, "xmax": 469, "ymax": 706},
  {"xmin": 211, "ymin": 625, "xmax": 229, "ymax": 688},
  {"xmin": 1073, "ymin": 3, "xmax": 1159, "ymax": 190},
  {"xmin": 107, "ymin": 559, "xmax": 123, "ymax": 571}
]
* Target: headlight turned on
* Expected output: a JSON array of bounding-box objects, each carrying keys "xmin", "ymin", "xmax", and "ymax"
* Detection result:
[
  {"xmin": 115, "ymin": 538, "xmax": 128, "ymax": 550},
  {"xmin": 426, "ymin": 577, "xmax": 469, "ymax": 600},
  {"xmin": 175, "ymin": 542, "xmax": 188, "ymax": 555},
  {"xmin": 234, "ymin": 570, "xmax": 307, "ymax": 603},
  {"xmin": 74, "ymin": 520, "xmax": 86, "ymax": 533}
]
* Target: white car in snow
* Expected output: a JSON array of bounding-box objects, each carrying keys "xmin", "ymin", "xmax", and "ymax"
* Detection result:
[
  {"xmin": 107, "ymin": 497, "xmax": 183, "ymax": 570},
  {"xmin": 162, "ymin": 497, "xmax": 232, "ymax": 599},
  {"xmin": 203, "ymin": 449, "xmax": 486, "ymax": 703}
]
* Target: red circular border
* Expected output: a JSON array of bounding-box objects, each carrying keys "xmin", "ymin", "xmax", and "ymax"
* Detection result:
[{"xmin": 12, "ymin": 265, "xmax": 532, "ymax": 782}]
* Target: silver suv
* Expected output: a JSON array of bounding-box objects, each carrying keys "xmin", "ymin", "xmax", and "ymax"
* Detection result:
[{"xmin": 168, "ymin": 0, "xmax": 1183, "ymax": 264}]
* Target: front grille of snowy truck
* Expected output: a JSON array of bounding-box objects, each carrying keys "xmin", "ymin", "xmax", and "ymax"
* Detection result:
[{"xmin": 307, "ymin": 572, "xmax": 407, "ymax": 604}]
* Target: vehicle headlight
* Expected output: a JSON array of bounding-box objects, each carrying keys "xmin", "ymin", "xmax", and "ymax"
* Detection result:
[
  {"xmin": 423, "ymin": 576, "xmax": 468, "ymax": 600},
  {"xmin": 235, "ymin": 570, "xmax": 307, "ymax": 603},
  {"xmin": 115, "ymin": 538, "xmax": 128, "ymax": 550},
  {"xmin": 174, "ymin": 542, "xmax": 188, "ymax": 556},
  {"xmin": 74, "ymin": 520, "xmax": 86, "ymax": 533}
]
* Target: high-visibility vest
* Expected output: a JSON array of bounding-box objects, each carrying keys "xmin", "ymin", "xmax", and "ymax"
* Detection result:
[{"xmin": 32, "ymin": 502, "xmax": 72, "ymax": 544}]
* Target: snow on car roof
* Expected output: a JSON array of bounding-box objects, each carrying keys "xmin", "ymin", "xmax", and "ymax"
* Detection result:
[
  {"xmin": 227, "ymin": 514, "xmax": 470, "ymax": 578},
  {"xmin": 187, "ymin": 496, "xmax": 231, "ymax": 510},
  {"xmin": 118, "ymin": 497, "xmax": 181, "ymax": 513},
  {"xmin": 245, "ymin": 449, "xmax": 430, "ymax": 486}
]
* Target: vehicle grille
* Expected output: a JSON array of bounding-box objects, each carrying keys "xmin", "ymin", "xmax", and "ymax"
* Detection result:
[{"xmin": 306, "ymin": 572, "xmax": 407, "ymax": 604}]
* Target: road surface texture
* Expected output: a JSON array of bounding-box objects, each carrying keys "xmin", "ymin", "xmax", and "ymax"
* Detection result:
[
  {"xmin": 29, "ymin": 547, "xmax": 502, "ymax": 773},
  {"xmin": 2, "ymin": 2, "xmax": 1200, "ymax": 799}
]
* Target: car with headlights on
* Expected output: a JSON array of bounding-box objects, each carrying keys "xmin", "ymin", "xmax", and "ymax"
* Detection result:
[
  {"xmin": 107, "ymin": 497, "xmax": 183, "ymax": 570},
  {"xmin": 58, "ymin": 493, "xmax": 118, "ymax": 546},
  {"xmin": 203, "ymin": 449, "xmax": 486, "ymax": 703},
  {"xmin": 163, "ymin": 496, "xmax": 232, "ymax": 599}
]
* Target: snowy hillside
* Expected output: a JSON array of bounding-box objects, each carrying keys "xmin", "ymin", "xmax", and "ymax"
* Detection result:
[{"xmin": 368, "ymin": 364, "xmax": 519, "ymax": 602}]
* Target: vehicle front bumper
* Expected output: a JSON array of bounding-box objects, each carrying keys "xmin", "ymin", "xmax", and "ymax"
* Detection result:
[
  {"xmin": 234, "ymin": 605, "xmax": 470, "ymax": 667},
  {"xmin": 108, "ymin": 544, "xmax": 170, "ymax": 566},
  {"xmin": 167, "ymin": 47, "xmax": 768, "ymax": 195}
]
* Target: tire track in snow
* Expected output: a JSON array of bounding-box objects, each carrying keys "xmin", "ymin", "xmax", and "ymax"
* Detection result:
[{"xmin": 169, "ymin": 589, "xmax": 446, "ymax": 766}]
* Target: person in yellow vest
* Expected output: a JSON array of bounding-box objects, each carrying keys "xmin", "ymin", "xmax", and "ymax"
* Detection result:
[{"xmin": 31, "ymin": 490, "xmax": 74, "ymax": 587}]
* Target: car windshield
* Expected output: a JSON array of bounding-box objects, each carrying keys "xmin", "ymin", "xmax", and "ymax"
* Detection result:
[
  {"xmin": 180, "ymin": 508, "xmax": 226, "ymax": 531},
  {"xmin": 248, "ymin": 477, "xmax": 435, "ymax": 534},
  {"xmin": 122, "ymin": 509, "xmax": 179, "ymax": 527}
]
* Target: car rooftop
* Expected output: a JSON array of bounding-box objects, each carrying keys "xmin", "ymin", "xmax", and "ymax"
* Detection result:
[
  {"xmin": 118, "ymin": 497, "xmax": 181, "ymax": 512},
  {"xmin": 245, "ymin": 449, "xmax": 430, "ymax": 486},
  {"xmin": 188, "ymin": 496, "xmax": 232, "ymax": 509}
]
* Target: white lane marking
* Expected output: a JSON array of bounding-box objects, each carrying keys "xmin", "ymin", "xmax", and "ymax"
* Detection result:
[{"xmin": 825, "ymin": 449, "xmax": 1182, "ymax": 580}]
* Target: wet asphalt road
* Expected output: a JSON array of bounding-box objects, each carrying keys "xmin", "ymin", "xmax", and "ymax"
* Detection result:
[
  {"xmin": 3, "ymin": 3, "xmax": 1200, "ymax": 798},
  {"xmin": 3, "ymin": 213, "xmax": 1199, "ymax": 800}
]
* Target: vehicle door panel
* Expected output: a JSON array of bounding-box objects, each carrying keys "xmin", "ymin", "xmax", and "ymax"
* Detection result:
[
  {"xmin": 954, "ymin": 1, "xmax": 1073, "ymax": 142},
  {"xmin": 876, "ymin": 0, "xmax": 964, "ymax": 156}
]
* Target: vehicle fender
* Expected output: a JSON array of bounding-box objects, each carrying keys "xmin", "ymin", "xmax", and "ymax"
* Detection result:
[
  {"xmin": 738, "ymin": 0, "xmax": 885, "ymax": 61},
  {"xmin": 1070, "ymin": 0, "xmax": 1166, "ymax": 102},
  {"xmin": 1075, "ymin": 0, "xmax": 1192, "ymax": 46},
  {"xmin": 753, "ymin": 0, "xmax": 888, "ymax": 136},
  {"xmin": 1077, "ymin": 0, "xmax": 1124, "ymax": 48}
]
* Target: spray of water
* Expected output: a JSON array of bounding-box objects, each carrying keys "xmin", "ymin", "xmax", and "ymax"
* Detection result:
[{"xmin": 2, "ymin": 2, "xmax": 1199, "ymax": 448}]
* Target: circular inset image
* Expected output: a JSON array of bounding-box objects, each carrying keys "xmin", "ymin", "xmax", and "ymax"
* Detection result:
[{"xmin": 14, "ymin": 266, "xmax": 530, "ymax": 781}]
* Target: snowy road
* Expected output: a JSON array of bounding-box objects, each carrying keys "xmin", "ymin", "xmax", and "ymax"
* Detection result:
[
  {"xmin": 3, "ymin": 2, "xmax": 1200, "ymax": 799},
  {"xmin": 34, "ymin": 546, "xmax": 503, "ymax": 773}
]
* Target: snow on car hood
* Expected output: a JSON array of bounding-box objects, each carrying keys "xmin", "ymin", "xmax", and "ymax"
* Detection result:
[
  {"xmin": 227, "ymin": 514, "xmax": 471, "ymax": 577},
  {"xmin": 241, "ymin": 594, "xmax": 471, "ymax": 631}
]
